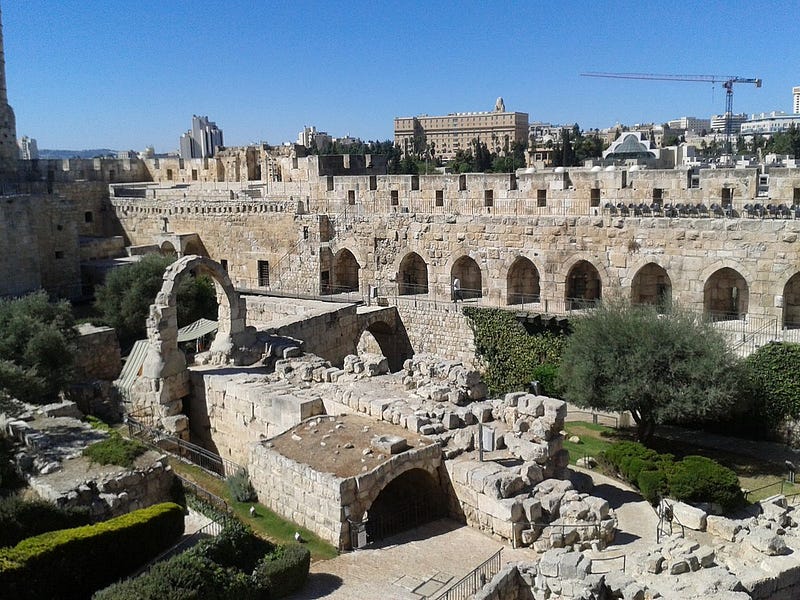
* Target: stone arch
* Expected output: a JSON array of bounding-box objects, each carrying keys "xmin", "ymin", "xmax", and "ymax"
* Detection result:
[
  {"xmin": 398, "ymin": 252, "xmax": 429, "ymax": 295},
  {"xmin": 332, "ymin": 248, "xmax": 360, "ymax": 293},
  {"xmin": 703, "ymin": 267, "xmax": 749, "ymax": 319},
  {"xmin": 783, "ymin": 272, "xmax": 800, "ymax": 328},
  {"xmin": 506, "ymin": 256, "xmax": 541, "ymax": 305},
  {"xmin": 183, "ymin": 238, "xmax": 207, "ymax": 257},
  {"xmin": 565, "ymin": 259, "xmax": 602, "ymax": 309},
  {"xmin": 356, "ymin": 319, "xmax": 413, "ymax": 372},
  {"xmin": 451, "ymin": 255, "xmax": 483, "ymax": 300},
  {"xmin": 160, "ymin": 241, "xmax": 177, "ymax": 256},
  {"xmin": 631, "ymin": 263, "xmax": 672, "ymax": 310}
]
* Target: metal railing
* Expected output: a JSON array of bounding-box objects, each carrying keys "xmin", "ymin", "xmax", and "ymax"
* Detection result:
[
  {"xmin": 430, "ymin": 548, "xmax": 503, "ymax": 600},
  {"xmin": 743, "ymin": 479, "xmax": 789, "ymax": 502},
  {"xmin": 656, "ymin": 498, "xmax": 685, "ymax": 543},
  {"xmin": 177, "ymin": 473, "xmax": 233, "ymax": 515},
  {"xmin": 589, "ymin": 553, "xmax": 627, "ymax": 574},
  {"xmin": 127, "ymin": 411, "xmax": 242, "ymax": 479}
]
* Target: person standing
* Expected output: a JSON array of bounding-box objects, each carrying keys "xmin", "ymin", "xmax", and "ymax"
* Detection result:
[{"xmin": 452, "ymin": 277, "xmax": 462, "ymax": 302}]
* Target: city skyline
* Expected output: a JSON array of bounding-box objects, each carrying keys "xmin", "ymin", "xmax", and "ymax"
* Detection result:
[{"xmin": 5, "ymin": 0, "xmax": 798, "ymax": 152}]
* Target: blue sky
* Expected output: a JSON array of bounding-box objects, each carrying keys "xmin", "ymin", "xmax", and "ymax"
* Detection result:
[{"xmin": 5, "ymin": 1, "xmax": 798, "ymax": 152}]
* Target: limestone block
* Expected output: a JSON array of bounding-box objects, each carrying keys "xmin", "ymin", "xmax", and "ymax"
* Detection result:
[
  {"xmin": 441, "ymin": 412, "xmax": 461, "ymax": 430},
  {"xmin": 520, "ymin": 462, "xmax": 544, "ymax": 486},
  {"xmin": 558, "ymin": 551, "xmax": 591, "ymax": 580},
  {"xmin": 455, "ymin": 406, "xmax": 477, "ymax": 426},
  {"xmin": 748, "ymin": 528, "xmax": 788, "ymax": 556},
  {"xmin": 483, "ymin": 471, "xmax": 526, "ymax": 500},
  {"xmin": 478, "ymin": 494, "xmax": 524, "ymax": 522},
  {"xmin": 522, "ymin": 497, "xmax": 542, "ymax": 522},
  {"xmin": 450, "ymin": 428, "xmax": 475, "ymax": 453},
  {"xmin": 706, "ymin": 515, "xmax": 740, "ymax": 542},
  {"xmin": 518, "ymin": 395, "xmax": 544, "ymax": 417},
  {"xmin": 672, "ymin": 501, "xmax": 707, "ymax": 531},
  {"xmin": 584, "ymin": 496, "xmax": 610, "ymax": 520},
  {"xmin": 542, "ymin": 397, "xmax": 567, "ymax": 425},
  {"xmin": 504, "ymin": 391, "xmax": 527, "ymax": 407},
  {"xmin": 505, "ymin": 435, "xmax": 549, "ymax": 464},
  {"xmin": 669, "ymin": 559, "xmax": 690, "ymax": 575},
  {"xmin": 468, "ymin": 462, "xmax": 505, "ymax": 490},
  {"xmin": 161, "ymin": 414, "xmax": 188, "ymax": 434},
  {"xmin": 471, "ymin": 402, "xmax": 493, "ymax": 423},
  {"xmin": 538, "ymin": 548, "xmax": 567, "ymax": 577}
]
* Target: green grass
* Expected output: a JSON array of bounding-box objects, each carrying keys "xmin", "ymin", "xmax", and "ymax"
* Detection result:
[
  {"xmin": 562, "ymin": 421, "xmax": 619, "ymax": 465},
  {"xmin": 83, "ymin": 432, "xmax": 147, "ymax": 468},
  {"xmin": 170, "ymin": 460, "xmax": 338, "ymax": 561}
]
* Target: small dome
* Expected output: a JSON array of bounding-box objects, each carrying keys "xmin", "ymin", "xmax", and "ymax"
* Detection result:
[
  {"xmin": 554, "ymin": 166, "xmax": 566, "ymax": 173},
  {"xmin": 604, "ymin": 165, "xmax": 616, "ymax": 172},
  {"xmin": 590, "ymin": 165, "xmax": 602, "ymax": 172},
  {"xmin": 629, "ymin": 165, "xmax": 640, "ymax": 172}
]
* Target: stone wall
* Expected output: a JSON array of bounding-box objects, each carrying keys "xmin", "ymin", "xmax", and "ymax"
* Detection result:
[
  {"xmin": 396, "ymin": 301, "xmax": 477, "ymax": 367},
  {"xmin": 74, "ymin": 323, "xmax": 122, "ymax": 381},
  {"xmin": 243, "ymin": 295, "xmax": 337, "ymax": 329}
]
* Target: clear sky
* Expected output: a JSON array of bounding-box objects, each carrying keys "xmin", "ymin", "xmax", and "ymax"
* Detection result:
[{"xmin": 4, "ymin": 1, "xmax": 798, "ymax": 152}]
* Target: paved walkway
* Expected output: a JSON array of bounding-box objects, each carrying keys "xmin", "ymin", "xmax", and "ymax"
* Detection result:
[{"xmin": 287, "ymin": 519, "xmax": 537, "ymax": 600}]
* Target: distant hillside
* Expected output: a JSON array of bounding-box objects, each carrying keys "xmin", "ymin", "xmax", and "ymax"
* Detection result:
[{"xmin": 38, "ymin": 149, "xmax": 118, "ymax": 159}]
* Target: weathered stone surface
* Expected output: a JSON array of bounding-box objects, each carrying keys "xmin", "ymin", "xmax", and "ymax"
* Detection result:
[
  {"xmin": 672, "ymin": 501, "xmax": 707, "ymax": 531},
  {"xmin": 707, "ymin": 515, "xmax": 741, "ymax": 542}
]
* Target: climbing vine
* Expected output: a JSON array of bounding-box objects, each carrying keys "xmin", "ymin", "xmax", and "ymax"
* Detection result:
[
  {"xmin": 463, "ymin": 307, "xmax": 566, "ymax": 397},
  {"xmin": 745, "ymin": 342, "xmax": 800, "ymax": 428}
]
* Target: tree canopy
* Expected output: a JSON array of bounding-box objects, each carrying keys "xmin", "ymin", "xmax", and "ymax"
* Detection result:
[
  {"xmin": 0, "ymin": 291, "xmax": 76, "ymax": 404},
  {"xmin": 556, "ymin": 300, "xmax": 748, "ymax": 442},
  {"xmin": 94, "ymin": 254, "xmax": 218, "ymax": 351}
]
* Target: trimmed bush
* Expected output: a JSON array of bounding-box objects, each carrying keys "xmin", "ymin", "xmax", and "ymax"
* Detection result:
[
  {"xmin": 0, "ymin": 497, "xmax": 91, "ymax": 548},
  {"xmin": 0, "ymin": 502, "xmax": 184, "ymax": 600},
  {"xmin": 227, "ymin": 468, "xmax": 257, "ymax": 503},
  {"xmin": 667, "ymin": 455, "xmax": 744, "ymax": 512},
  {"xmin": 637, "ymin": 469, "xmax": 669, "ymax": 505},
  {"xmin": 83, "ymin": 431, "xmax": 147, "ymax": 468},
  {"xmin": 197, "ymin": 521, "xmax": 274, "ymax": 574},
  {"xmin": 252, "ymin": 543, "xmax": 311, "ymax": 598}
]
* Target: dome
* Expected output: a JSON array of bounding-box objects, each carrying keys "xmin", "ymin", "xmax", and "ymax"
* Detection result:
[
  {"xmin": 629, "ymin": 165, "xmax": 640, "ymax": 172},
  {"xmin": 554, "ymin": 166, "xmax": 565, "ymax": 173},
  {"xmin": 604, "ymin": 165, "xmax": 616, "ymax": 172},
  {"xmin": 590, "ymin": 165, "xmax": 602, "ymax": 172}
]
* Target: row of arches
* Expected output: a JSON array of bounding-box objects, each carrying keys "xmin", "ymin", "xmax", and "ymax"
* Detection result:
[{"xmin": 331, "ymin": 247, "xmax": 800, "ymax": 325}]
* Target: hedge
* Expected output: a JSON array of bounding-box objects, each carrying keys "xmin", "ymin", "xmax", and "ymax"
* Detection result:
[
  {"xmin": 252, "ymin": 543, "xmax": 311, "ymax": 598},
  {"xmin": 0, "ymin": 496, "xmax": 92, "ymax": 548},
  {"xmin": 0, "ymin": 502, "xmax": 184, "ymax": 600}
]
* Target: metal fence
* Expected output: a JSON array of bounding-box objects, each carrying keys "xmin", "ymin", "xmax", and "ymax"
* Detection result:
[{"xmin": 430, "ymin": 548, "xmax": 503, "ymax": 600}]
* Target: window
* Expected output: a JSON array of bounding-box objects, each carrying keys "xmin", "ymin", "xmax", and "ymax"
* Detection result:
[
  {"xmin": 435, "ymin": 190, "xmax": 444, "ymax": 207},
  {"xmin": 84, "ymin": 211, "xmax": 93, "ymax": 223},
  {"xmin": 303, "ymin": 226, "xmax": 309, "ymax": 240},
  {"xmin": 794, "ymin": 187, "xmax": 800, "ymax": 202},
  {"xmin": 220, "ymin": 259, "xmax": 228, "ymax": 272},
  {"xmin": 722, "ymin": 187, "xmax": 733, "ymax": 203},
  {"xmin": 652, "ymin": 188, "xmax": 663, "ymax": 202},
  {"xmin": 411, "ymin": 176, "xmax": 419, "ymax": 191},
  {"xmin": 391, "ymin": 190, "xmax": 399, "ymax": 206},
  {"xmin": 369, "ymin": 176, "xmax": 377, "ymax": 191},
  {"xmin": 166, "ymin": 168, "xmax": 173, "ymax": 181},
  {"xmin": 458, "ymin": 174, "xmax": 467, "ymax": 191},
  {"xmin": 537, "ymin": 189, "xmax": 547, "ymax": 207},
  {"xmin": 484, "ymin": 189, "xmax": 493, "ymax": 207},
  {"xmin": 590, "ymin": 189, "xmax": 600, "ymax": 207},
  {"xmin": 191, "ymin": 169, "xmax": 198, "ymax": 181},
  {"xmin": 348, "ymin": 190, "xmax": 356, "ymax": 205},
  {"xmin": 257, "ymin": 260, "xmax": 270, "ymax": 286},
  {"xmin": 327, "ymin": 176, "xmax": 334, "ymax": 192}
]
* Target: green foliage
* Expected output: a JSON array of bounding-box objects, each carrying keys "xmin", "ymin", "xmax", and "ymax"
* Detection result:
[
  {"xmin": 252, "ymin": 544, "xmax": 311, "ymax": 598},
  {"xmin": 668, "ymin": 455, "xmax": 744, "ymax": 512},
  {"xmin": 227, "ymin": 468, "xmax": 257, "ymax": 503},
  {"xmin": 557, "ymin": 300, "xmax": 748, "ymax": 441},
  {"xmin": 94, "ymin": 253, "xmax": 218, "ymax": 350},
  {"xmin": 463, "ymin": 307, "xmax": 566, "ymax": 397},
  {"xmin": 0, "ymin": 291, "xmax": 76, "ymax": 403},
  {"xmin": 83, "ymin": 431, "xmax": 147, "ymax": 468},
  {"xmin": 0, "ymin": 433, "xmax": 23, "ymax": 492},
  {"xmin": 0, "ymin": 497, "xmax": 91, "ymax": 548},
  {"xmin": 637, "ymin": 469, "xmax": 669, "ymax": 505},
  {"xmin": 745, "ymin": 342, "xmax": 800, "ymax": 428},
  {"xmin": 0, "ymin": 502, "xmax": 184, "ymax": 600},
  {"xmin": 196, "ymin": 521, "xmax": 274, "ymax": 574}
]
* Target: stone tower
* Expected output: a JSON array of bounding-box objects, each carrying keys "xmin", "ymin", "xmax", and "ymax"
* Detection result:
[{"xmin": 0, "ymin": 4, "xmax": 17, "ymax": 179}]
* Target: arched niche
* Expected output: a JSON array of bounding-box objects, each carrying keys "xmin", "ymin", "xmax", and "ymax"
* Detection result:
[
  {"xmin": 398, "ymin": 252, "xmax": 429, "ymax": 295},
  {"xmin": 507, "ymin": 256, "xmax": 540, "ymax": 305}
]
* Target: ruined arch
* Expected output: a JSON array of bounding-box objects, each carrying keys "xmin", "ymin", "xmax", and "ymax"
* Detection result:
[
  {"xmin": 451, "ymin": 255, "xmax": 482, "ymax": 300},
  {"xmin": 507, "ymin": 256, "xmax": 541, "ymax": 305},
  {"xmin": 398, "ymin": 252, "xmax": 429, "ymax": 295},
  {"xmin": 361, "ymin": 467, "xmax": 446, "ymax": 543},
  {"xmin": 160, "ymin": 241, "xmax": 177, "ymax": 256},
  {"xmin": 183, "ymin": 238, "xmax": 207, "ymax": 257},
  {"xmin": 631, "ymin": 263, "xmax": 672, "ymax": 310},
  {"xmin": 565, "ymin": 260, "xmax": 602, "ymax": 309},
  {"xmin": 355, "ymin": 319, "xmax": 413, "ymax": 372},
  {"xmin": 703, "ymin": 267, "xmax": 749, "ymax": 319},
  {"xmin": 332, "ymin": 248, "xmax": 360, "ymax": 293},
  {"xmin": 783, "ymin": 272, "xmax": 800, "ymax": 328}
]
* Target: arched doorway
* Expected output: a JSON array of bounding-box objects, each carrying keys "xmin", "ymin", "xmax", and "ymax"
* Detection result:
[
  {"xmin": 398, "ymin": 252, "xmax": 428, "ymax": 295},
  {"xmin": 183, "ymin": 238, "xmax": 207, "ymax": 257},
  {"xmin": 566, "ymin": 260, "xmax": 601, "ymax": 309},
  {"xmin": 451, "ymin": 256, "xmax": 482, "ymax": 300},
  {"xmin": 704, "ymin": 267, "xmax": 748, "ymax": 319},
  {"xmin": 160, "ymin": 241, "xmax": 177, "ymax": 256},
  {"xmin": 332, "ymin": 248, "xmax": 360, "ymax": 293},
  {"xmin": 507, "ymin": 257, "xmax": 540, "ymax": 305},
  {"xmin": 631, "ymin": 263, "xmax": 671, "ymax": 312},
  {"xmin": 355, "ymin": 320, "xmax": 413, "ymax": 372},
  {"xmin": 364, "ymin": 468, "xmax": 446, "ymax": 544},
  {"xmin": 784, "ymin": 272, "xmax": 800, "ymax": 328}
]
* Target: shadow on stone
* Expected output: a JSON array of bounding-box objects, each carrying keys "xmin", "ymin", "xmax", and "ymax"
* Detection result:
[
  {"xmin": 589, "ymin": 483, "xmax": 643, "ymax": 510},
  {"xmin": 290, "ymin": 573, "xmax": 344, "ymax": 598},
  {"xmin": 612, "ymin": 530, "xmax": 641, "ymax": 546}
]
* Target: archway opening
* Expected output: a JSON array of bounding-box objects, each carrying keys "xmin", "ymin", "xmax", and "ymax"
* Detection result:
[
  {"xmin": 364, "ymin": 468, "xmax": 446, "ymax": 544},
  {"xmin": 631, "ymin": 263, "xmax": 671, "ymax": 312},
  {"xmin": 704, "ymin": 267, "xmax": 748, "ymax": 320},
  {"xmin": 784, "ymin": 272, "xmax": 800, "ymax": 329},
  {"xmin": 507, "ymin": 257, "xmax": 540, "ymax": 305},
  {"xmin": 451, "ymin": 255, "xmax": 482, "ymax": 300},
  {"xmin": 566, "ymin": 260, "xmax": 601, "ymax": 309},
  {"xmin": 183, "ymin": 239, "xmax": 207, "ymax": 257},
  {"xmin": 160, "ymin": 241, "xmax": 177, "ymax": 257},
  {"xmin": 332, "ymin": 248, "xmax": 360, "ymax": 293},
  {"xmin": 398, "ymin": 252, "xmax": 428, "ymax": 296},
  {"xmin": 356, "ymin": 320, "xmax": 412, "ymax": 372}
]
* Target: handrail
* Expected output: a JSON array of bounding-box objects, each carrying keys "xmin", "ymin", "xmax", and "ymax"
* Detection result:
[
  {"xmin": 743, "ymin": 478, "xmax": 786, "ymax": 501},
  {"xmin": 430, "ymin": 548, "xmax": 502, "ymax": 600},
  {"xmin": 589, "ymin": 553, "xmax": 626, "ymax": 574},
  {"xmin": 656, "ymin": 497, "xmax": 685, "ymax": 543}
]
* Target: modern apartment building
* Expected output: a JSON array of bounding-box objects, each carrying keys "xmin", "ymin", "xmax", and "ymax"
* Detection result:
[
  {"xmin": 17, "ymin": 135, "xmax": 37, "ymax": 160},
  {"xmin": 179, "ymin": 115, "xmax": 224, "ymax": 159},
  {"xmin": 394, "ymin": 98, "xmax": 529, "ymax": 162}
]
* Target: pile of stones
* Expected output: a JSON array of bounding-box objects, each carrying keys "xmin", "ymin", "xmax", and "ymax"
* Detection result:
[
  {"xmin": 273, "ymin": 353, "xmax": 389, "ymax": 384},
  {"xmin": 400, "ymin": 354, "xmax": 488, "ymax": 404}
]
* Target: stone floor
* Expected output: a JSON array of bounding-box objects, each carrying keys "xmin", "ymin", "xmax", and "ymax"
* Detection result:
[{"xmin": 287, "ymin": 518, "xmax": 537, "ymax": 600}]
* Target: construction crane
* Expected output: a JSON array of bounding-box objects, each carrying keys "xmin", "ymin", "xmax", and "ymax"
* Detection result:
[{"xmin": 581, "ymin": 72, "xmax": 762, "ymax": 155}]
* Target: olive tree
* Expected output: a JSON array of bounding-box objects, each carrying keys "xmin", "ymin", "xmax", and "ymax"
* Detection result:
[{"xmin": 557, "ymin": 300, "xmax": 749, "ymax": 442}]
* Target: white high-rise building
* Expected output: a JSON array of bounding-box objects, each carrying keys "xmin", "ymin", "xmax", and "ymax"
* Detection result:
[
  {"xmin": 179, "ymin": 115, "xmax": 224, "ymax": 158},
  {"xmin": 17, "ymin": 135, "xmax": 37, "ymax": 159},
  {"xmin": 793, "ymin": 86, "xmax": 800, "ymax": 115}
]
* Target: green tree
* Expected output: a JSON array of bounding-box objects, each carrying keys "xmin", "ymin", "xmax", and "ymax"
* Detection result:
[
  {"xmin": 745, "ymin": 342, "xmax": 800, "ymax": 431},
  {"xmin": 556, "ymin": 300, "xmax": 747, "ymax": 442},
  {"xmin": 94, "ymin": 254, "xmax": 218, "ymax": 351},
  {"xmin": 0, "ymin": 291, "xmax": 76, "ymax": 403}
]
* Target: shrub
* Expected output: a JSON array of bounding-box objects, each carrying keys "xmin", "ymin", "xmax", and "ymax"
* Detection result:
[
  {"xmin": 196, "ymin": 521, "xmax": 274, "ymax": 574},
  {"xmin": 83, "ymin": 432, "xmax": 147, "ymax": 468},
  {"xmin": 227, "ymin": 468, "xmax": 257, "ymax": 503},
  {"xmin": 0, "ymin": 502, "xmax": 184, "ymax": 600},
  {"xmin": 252, "ymin": 544, "xmax": 311, "ymax": 598},
  {"xmin": 667, "ymin": 455, "xmax": 744, "ymax": 512},
  {"xmin": 745, "ymin": 342, "xmax": 800, "ymax": 430},
  {"xmin": 603, "ymin": 441, "xmax": 658, "ymax": 473},
  {"xmin": 0, "ymin": 497, "xmax": 91, "ymax": 548},
  {"xmin": 637, "ymin": 469, "xmax": 669, "ymax": 505}
]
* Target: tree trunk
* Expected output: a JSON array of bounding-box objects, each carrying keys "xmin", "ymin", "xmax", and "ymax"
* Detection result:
[{"xmin": 637, "ymin": 419, "xmax": 656, "ymax": 444}]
